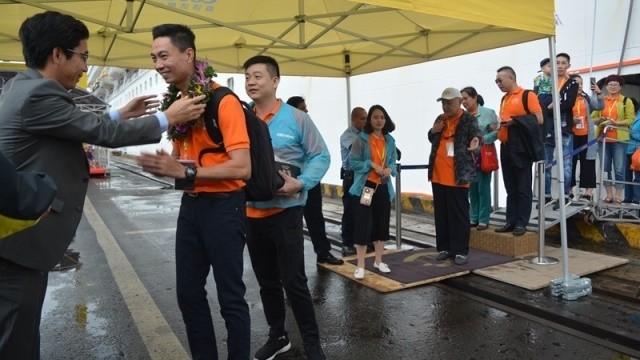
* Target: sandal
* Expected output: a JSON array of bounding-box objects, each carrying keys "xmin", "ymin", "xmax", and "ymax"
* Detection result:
[
  {"xmin": 615, "ymin": 198, "xmax": 623, "ymax": 204},
  {"xmin": 604, "ymin": 197, "xmax": 613, "ymax": 203}
]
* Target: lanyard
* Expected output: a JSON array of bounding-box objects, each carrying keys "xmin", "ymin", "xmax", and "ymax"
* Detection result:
[
  {"xmin": 557, "ymin": 76, "xmax": 568, "ymax": 90},
  {"xmin": 371, "ymin": 135, "xmax": 386, "ymax": 165},
  {"xmin": 604, "ymin": 98, "xmax": 618, "ymax": 118}
]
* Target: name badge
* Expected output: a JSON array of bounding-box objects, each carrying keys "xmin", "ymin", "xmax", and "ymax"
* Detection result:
[
  {"xmin": 575, "ymin": 116, "xmax": 585, "ymax": 129},
  {"xmin": 446, "ymin": 142, "xmax": 454, "ymax": 157}
]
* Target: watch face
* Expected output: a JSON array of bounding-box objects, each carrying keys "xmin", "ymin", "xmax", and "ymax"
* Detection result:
[{"xmin": 185, "ymin": 166, "xmax": 197, "ymax": 180}]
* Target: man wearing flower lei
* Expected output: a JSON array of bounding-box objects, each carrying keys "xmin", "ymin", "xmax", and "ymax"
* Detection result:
[
  {"xmin": 243, "ymin": 55, "xmax": 330, "ymax": 360},
  {"xmin": 138, "ymin": 24, "xmax": 251, "ymax": 360}
]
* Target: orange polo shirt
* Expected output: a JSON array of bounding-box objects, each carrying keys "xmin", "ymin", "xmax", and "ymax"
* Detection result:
[
  {"xmin": 247, "ymin": 100, "xmax": 285, "ymax": 219},
  {"xmin": 366, "ymin": 134, "xmax": 386, "ymax": 185},
  {"xmin": 602, "ymin": 96, "xmax": 620, "ymax": 141},
  {"xmin": 174, "ymin": 83, "xmax": 250, "ymax": 193},
  {"xmin": 497, "ymin": 87, "xmax": 542, "ymax": 143},
  {"xmin": 572, "ymin": 96, "xmax": 589, "ymax": 136},
  {"xmin": 432, "ymin": 110, "xmax": 468, "ymax": 188}
]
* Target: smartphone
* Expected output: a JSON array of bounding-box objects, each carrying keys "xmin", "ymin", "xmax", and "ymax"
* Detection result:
[{"xmin": 590, "ymin": 77, "xmax": 597, "ymax": 85}]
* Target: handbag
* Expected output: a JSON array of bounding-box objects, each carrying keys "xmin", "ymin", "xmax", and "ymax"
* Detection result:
[
  {"xmin": 479, "ymin": 144, "xmax": 499, "ymax": 173},
  {"xmin": 630, "ymin": 148, "xmax": 640, "ymax": 171}
]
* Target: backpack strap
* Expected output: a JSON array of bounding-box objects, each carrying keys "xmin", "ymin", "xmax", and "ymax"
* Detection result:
[
  {"xmin": 522, "ymin": 89, "xmax": 531, "ymax": 114},
  {"xmin": 198, "ymin": 86, "xmax": 235, "ymax": 164}
]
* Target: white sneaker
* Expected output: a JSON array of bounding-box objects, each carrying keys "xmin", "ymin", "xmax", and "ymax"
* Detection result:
[
  {"xmin": 354, "ymin": 268, "xmax": 365, "ymax": 279},
  {"xmin": 373, "ymin": 262, "xmax": 391, "ymax": 273}
]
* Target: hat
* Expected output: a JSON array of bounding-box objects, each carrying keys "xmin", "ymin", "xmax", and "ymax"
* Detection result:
[
  {"xmin": 539, "ymin": 57, "xmax": 550, "ymax": 68},
  {"xmin": 437, "ymin": 87, "xmax": 462, "ymax": 101}
]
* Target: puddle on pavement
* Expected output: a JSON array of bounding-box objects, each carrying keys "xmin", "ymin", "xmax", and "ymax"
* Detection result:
[
  {"xmin": 51, "ymin": 248, "xmax": 82, "ymax": 272},
  {"xmin": 75, "ymin": 302, "xmax": 108, "ymax": 337}
]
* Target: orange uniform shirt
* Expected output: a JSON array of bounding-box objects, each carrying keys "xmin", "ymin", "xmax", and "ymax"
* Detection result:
[
  {"xmin": 174, "ymin": 83, "xmax": 250, "ymax": 193},
  {"xmin": 246, "ymin": 100, "xmax": 285, "ymax": 219},
  {"xmin": 366, "ymin": 134, "xmax": 386, "ymax": 185},
  {"xmin": 432, "ymin": 111, "xmax": 468, "ymax": 188},
  {"xmin": 602, "ymin": 97, "xmax": 620, "ymax": 141},
  {"xmin": 572, "ymin": 96, "xmax": 589, "ymax": 136},
  {"xmin": 497, "ymin": 87, "xmax": 542, "ymax": 143}
]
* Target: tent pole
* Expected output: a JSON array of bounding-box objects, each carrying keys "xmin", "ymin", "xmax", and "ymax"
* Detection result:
[
  {"xmin": 346, "ymin": 74, "xmax": 351, "ymax": 122},
  {"xmin": 588, "ymin": 0, "xmax": 597, "ymax": 78},
  {"xmin": 617, "ymin": 0, "xmax": 634, "ymax": 75},
  {"xmin": 548, "ymin": 36, "xmax": 571, "ymax": 282}
]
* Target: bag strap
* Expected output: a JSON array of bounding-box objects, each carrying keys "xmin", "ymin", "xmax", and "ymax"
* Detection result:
[{"xmin": 198, "ymin": 86, "xmax": 235, "ymax": 164}]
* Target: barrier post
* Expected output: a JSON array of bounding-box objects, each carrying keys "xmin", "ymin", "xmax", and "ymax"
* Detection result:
[
  {"xmin": 385, "ymin": 163, "xmax": 413, "ymax": 251},
  {"xmin": 525, "ymin": 161, "xmax": 558, "ymax": 265}
]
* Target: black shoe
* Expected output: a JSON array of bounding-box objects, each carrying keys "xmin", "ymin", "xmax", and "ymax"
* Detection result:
[
  {"xmin": 536, "ymin": 196, "xmax": 553, "ymax": 209},
  {"xmin": 435, "ymin": 251, "xmax": 450, "ymax": 260},
  {"xmin": 341, "ymin": 245, "xmax": 356, "ymax": 256},
  {"xmin": 495, "ymin": 224, "xmax": 515, "ymax": 233},
  {"xmin": 317, "ymin": 253, "xmax": 344, "ymax": 265},
  {"xmin": 454, "ymin": 254, "xmax": 468, "ymax": 265},
  {"xmin": 552, "ymin": 197, "xmax": 572, "ymax": 211},
  {"xmin": 512, "ymin": 226, "xmax": 526, "ymax": 236},
  {"xmin": 254, "ymin": 334, "xmax": 291, "ymax": 360},
  {"xmin": 470, "ymin": 222, "xmax": 479, "ymax": 228}
]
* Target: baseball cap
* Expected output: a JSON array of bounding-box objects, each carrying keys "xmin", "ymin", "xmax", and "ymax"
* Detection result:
[{"xmin": 437, "ymin": 87, "xmax": 462, "ymax": 101}]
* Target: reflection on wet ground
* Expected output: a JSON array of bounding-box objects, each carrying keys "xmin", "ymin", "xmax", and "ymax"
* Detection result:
[{"xmin": 51, "ymin": 248, "xmax": 82, "ymax": 272}]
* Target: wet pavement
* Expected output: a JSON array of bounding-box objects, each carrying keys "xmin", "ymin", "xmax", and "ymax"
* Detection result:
[{"xmin": 39, "ymin": 167, "xmax": 638, "ymax": 359}]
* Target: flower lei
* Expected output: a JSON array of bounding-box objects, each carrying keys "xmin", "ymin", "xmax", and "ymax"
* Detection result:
[{"xmin": 160, "ymin": 60, "xmax": 217, "ymax": 141}]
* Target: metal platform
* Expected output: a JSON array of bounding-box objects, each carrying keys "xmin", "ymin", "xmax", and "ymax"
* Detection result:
[{"xmin": 489, "ymin": 197, "xmax": 593, "ymax": 232}]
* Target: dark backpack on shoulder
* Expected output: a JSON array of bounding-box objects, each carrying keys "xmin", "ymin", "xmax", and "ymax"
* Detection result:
[{"xmin": 198, "ymin": 86, "xmax": 283, "ymax": 201}]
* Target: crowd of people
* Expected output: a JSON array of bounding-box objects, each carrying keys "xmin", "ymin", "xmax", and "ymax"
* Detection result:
[{"xmin": 2, "ymin": 10, "xmax": 640, "ymax": 360}]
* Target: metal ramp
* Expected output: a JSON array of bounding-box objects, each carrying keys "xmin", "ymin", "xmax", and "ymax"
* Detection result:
[{"xmin": 489, "ymin": 197, "xmax": 593, "ymax": 232}]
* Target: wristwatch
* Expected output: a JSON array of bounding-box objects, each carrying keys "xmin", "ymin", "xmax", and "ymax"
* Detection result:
[{"xmin": 184, "ymin": 166, "xmax": 197, "ymax": 181}]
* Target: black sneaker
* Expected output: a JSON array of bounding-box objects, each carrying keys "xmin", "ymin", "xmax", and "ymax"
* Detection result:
[
  {"xmin": 552, "ymin": 197, "xmax": 572, "ymax": 211},
  {"xmin": 536, "ymin": 196, "xmax": 553, "ymax": 209},
  {"xmin": 254, "ymin": 335, "xmax": 291, "ymax": 360},
  {"xmin": 435, "ymin": 251, "xmax": 450, "ymax": 260}
]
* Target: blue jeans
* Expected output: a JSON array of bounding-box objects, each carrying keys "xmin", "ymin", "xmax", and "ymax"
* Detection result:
[
  {"xmin": 176, "ymin": 191, "xmax": 250, "ymax": 360},
  {"xmin": 545, "ymin": 133, "xmax": 573, "ymax": 198},
  {"xmin": 598, "ymin": 142, "xmax": 627, "ymax": 190},
  {"xmin": 624, "ymin": 154, "xmax": 640, "ymax": 202}
]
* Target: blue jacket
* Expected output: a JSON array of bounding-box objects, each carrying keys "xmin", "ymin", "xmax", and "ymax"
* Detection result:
[
  {"xmin": 247, "ymin": 103, "xmax": 330, "ymax": 209},
  {"xmin": 627, "ymin": 112, "xmax": 640, "ymax": 155},
  {"xmin": 348, "ymin": 131, "xmax": 397, "ymax": 201}
]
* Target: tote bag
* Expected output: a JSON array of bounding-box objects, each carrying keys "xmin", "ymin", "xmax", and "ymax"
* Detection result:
[{"xmin": 479, "ymin": 144, "xmax": 499, "ymax": 173}]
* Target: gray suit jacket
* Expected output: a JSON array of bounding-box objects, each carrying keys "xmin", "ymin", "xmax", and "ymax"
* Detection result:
[{"xmin": 0, "ymin": 68, "xmax": 162, "ymax": 271}]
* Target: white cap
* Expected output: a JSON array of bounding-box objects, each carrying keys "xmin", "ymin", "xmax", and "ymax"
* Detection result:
[{"xmin": 437, "ymin": 87, "xmax": 462, "ymax": 101}]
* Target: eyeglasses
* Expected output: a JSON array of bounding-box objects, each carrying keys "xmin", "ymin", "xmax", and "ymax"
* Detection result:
[
  {"xmin": 66, "ymin": 49, "xmax": 89, "ymax": 63},
  {"xmin": 606, "ymin": 83, "xmax": 621, "ymax": 87}
]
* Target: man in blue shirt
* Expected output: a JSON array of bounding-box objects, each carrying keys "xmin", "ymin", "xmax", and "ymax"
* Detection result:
[{"xmin": 339, "ymin": 107, "xmax": 367, "ymax": 255}]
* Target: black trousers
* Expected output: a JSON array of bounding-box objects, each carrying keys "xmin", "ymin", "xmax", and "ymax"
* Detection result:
[
  {"xmin": 340, "ymin": 172, "xmax": 355, "ymax": 247},
  {"xmin": 246, "ymin": 207, "xmax": 321, "ymax": 349},
  {"xmin": 501, "ymin": 143, "xmax": 533, "ymax": 228},
  {"xmin": 0, "ymin": 258, "xmax": 49, "ymax": 360},
  {"xmin": 571, "ymin": 134, "xmax": 596, "ymax": 189},
  {"xmin": 432, "ymin": 183, "xmax": 470, "ymax": 256},
  {"xmin": 303, "ymin": 184, "xmax": 331, "ymax": 259}
]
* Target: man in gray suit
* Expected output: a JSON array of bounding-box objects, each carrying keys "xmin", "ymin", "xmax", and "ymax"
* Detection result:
[{"xmin": 0, "ymin": 11, "xmax": 206, "ymax": 358}]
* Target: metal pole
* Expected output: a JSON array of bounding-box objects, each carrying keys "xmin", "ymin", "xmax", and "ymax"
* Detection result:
[
  {"xmin": 492, "ymin": 165, "xmax": 499, "ymax": 211},
  {"xmin": 548, "ymin": 36, "xmax": 571, "ymax": 281},
  {"xmin": 525, "ymin": 161, "xmax": 558, "ymax": 264},
  {"xmin": 386, "ymin": 163, "xmax": 413, "ymax": 251}
]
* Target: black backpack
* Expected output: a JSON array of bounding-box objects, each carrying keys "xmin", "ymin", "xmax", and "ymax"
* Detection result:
[{"xmin": 198, "ymin": 86, "xmax": 283, "ymax": 201}]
